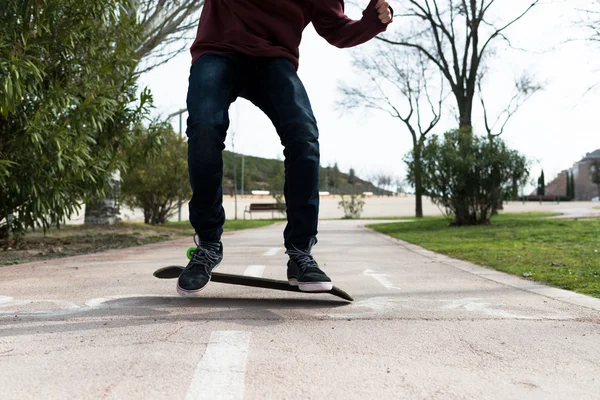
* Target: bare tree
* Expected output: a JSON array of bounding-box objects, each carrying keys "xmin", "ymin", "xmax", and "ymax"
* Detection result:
[
  {"xmin": 378, "ymin": 172, "xmax": 396, "ymax": 195},
  {"xmin": 134, "ymin": 0, "xmax": 205, "ymax": 73},
  {"xmin": 369, "ymin": 171, "xmax": 393, "ymax": 195},
  {"xmin": 339, "ymin": 46, "xmax": 443, "ymax": 217},
  {"xmin": 479, "ymin": 72, "xmax": 543, "ymax": 140},
  {"xmin": 580, "ymin": 0, "xmax": 600, "ymax": 44},
  {"xmin": 377, "ymin": 0, "xmax": 541, "ymax": 130},
  {"xmin": 394, "ymin": 177, "xmax": 406, "ymax": 194},
  {"xmin": 85, "ymin": 0, "xmax": 204, "ymax": 225},
  {"xmin": 477, "ymin": 72, "xmax": 542, "ymax": 214},
  {"xmin": 577, "ymin": 0, "xmax": 600, "ymax": 92}
]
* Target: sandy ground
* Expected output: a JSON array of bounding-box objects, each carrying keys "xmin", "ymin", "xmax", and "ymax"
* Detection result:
[{"xmin": 68, "ymin": 195, "xmax": 600, "ymax": 224}]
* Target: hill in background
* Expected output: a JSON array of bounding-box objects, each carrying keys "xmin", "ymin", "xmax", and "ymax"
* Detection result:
[{"xmin": 221, "ymin": 151, "xmax": 394, "ymax": 196}]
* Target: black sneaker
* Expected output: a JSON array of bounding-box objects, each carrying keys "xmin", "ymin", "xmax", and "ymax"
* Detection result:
[
  {"xmin": 286, "ymin": 246, "xmax": 333, "ymax": 292},
  {"xmin": 176, "ymin": 241, "xmax": 223, "ymax": 297}
]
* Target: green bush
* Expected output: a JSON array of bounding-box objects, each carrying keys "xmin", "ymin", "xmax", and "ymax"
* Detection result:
[
  {"xmin": 0, "ymin": 0, "xmax": 147, "ymax": 242},
  {"xmin": 406, "ymin": 129, "xmax": 529, "ymax": 225},
  {"xmin": 338, "ymin": 194, "xmax": 365, "ymax": 219},
  {"xmin": 120, "ymin": 124, "xmax": 191, "ymax": 225}
]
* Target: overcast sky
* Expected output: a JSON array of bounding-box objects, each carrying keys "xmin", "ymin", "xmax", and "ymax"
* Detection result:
[{"xmin": 138, "ymin": 0, "xmax": 600, "ymax": 192}]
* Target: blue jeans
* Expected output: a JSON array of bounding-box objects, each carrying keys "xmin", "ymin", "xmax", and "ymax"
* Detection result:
[{"xmin": 185, "ymin": 53, "xmax": 320, "ymax": 250}]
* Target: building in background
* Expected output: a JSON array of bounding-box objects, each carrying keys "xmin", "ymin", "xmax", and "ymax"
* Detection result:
[
  {"xmin": 572, "ymin": 149, "xmax": 600, "ymax": 200},
  {"xmin": 541, "ymin": 149, "xmax": 600, "ymax": 200},
  {"xmin": 532, "ymin": 149, "xmax": 600, "ymax": 201}
]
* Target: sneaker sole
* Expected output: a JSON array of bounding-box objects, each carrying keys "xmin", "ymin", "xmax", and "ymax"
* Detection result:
[
  {"xmin": 289, "ymin": 278, "xmax": 333, "ymax": 292},
  {"xmin": 176, "ymin": 283, "xmax": 208, "ymax": 297},
  {"xmin": 176, "ymin": 262, "xmax": 221, "ymax": 297}
]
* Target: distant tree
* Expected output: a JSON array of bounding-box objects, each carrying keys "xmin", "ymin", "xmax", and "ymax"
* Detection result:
[
  {"xmin": 120, "ymin": 123, "xmax": 190, "ymax": 225},
  {"xmin": 537, "ymin": 170, "xmax": 546, "ymax": 196},
  {"xmin": 571, "ymin": 172, "xmax": 576, "ymax": 200},
  {"xmin": 329, "ymin": 163, "xmax": 340, "ymax": 193},
  {"xmin": 348, "ymin": 168, "xmax": 357, "ymax": 185},
  {"xmin": 590, "ymin": 161, "xmax": 600, "ymax": 198},
  {"xmin": 382, "ymin": 174, "xmax": 393, "ymax": 195},
  {"xmin": 371, "ymin": 172, "xmax": 395, "ymax": 196},
  {"xmin": 320, "ymin": 165, "xmax": 328, "ymax": 191},
  {"xmin": 367, "ymin": 173, "xmax": 381, "ymax": 195},
  {"xmin": 394, "ymin": 177, "xmax": 406, "ymax": 195},
  {"xmin": 268, "ymin": 158, "xmax": 286, "ymax": 213}
]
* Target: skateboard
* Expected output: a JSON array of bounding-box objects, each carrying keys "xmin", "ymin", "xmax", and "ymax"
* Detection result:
[{"xmin": 153, "ymin": 247, "xmax": 354, "ymax": 302}]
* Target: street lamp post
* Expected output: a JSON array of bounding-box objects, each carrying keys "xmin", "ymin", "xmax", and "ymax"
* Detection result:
[
  {"xmin": 232, "ymin": 153, "xmax": 246, "ymax": 219},
  {"xmin": 168, "ymin": 108, "xmax": 188, "ymax": 222}
]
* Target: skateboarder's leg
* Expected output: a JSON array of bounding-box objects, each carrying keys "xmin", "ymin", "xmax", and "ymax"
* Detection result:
[
  {"xmin": 179, "ymin": 53, "xmax": 247, "ymax": 296},
  {"xmin": 243, "ymin": 58, "xmax": 320, "ymax": 251},
  {"xmin": 243, "ymin": 58, "xmax": 332, "ymax": 292},
  {"xmin": 186, "ymin": 54, "xmax": 247, "ymax": 243}
]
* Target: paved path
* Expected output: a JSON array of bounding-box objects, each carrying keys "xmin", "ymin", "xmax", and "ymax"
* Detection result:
[{"xmin": 1, "ymin": 220, "xmax": 599, "ymax": 399}]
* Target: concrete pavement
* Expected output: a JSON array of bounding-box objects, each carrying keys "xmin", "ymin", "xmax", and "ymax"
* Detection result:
[{"xmin": 1, "ymin": 220, "xmax": 599, "ymax": 399}]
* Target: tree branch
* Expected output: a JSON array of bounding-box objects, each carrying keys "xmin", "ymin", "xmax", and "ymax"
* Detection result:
[
  {"xmin": 133, "ymin": 0, "xmax": 204, "ymax": 71},
  {"xmin": 478, "ymin": 0, "xmax": 540, "ymax": 59}
]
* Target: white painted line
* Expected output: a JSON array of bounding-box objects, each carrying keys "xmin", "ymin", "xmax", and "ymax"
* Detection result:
[
  {"xmin": 0, "ymin": 298, "xmax": 78, "ymax": 309},
  {"xmin": 185, "ymin": 331, "xmax": 251, "ymax": 400},
  {"xmin": 363, "ymin": 269, "xmax": 401, "ymax": 290},
  {"xmin": 262, "ymin": 247, "xmax": 280, "ymax": 256},
  {"xmin": 84, "ymin": 294, "xmax": 168, "ymax": 307},
  {"xmin": 442, "ymin": 298, "xmax": 534, "ymax": 319},
  {"xmin": 243, "ymin": 265, "xmax": 265, "ymax": 278}
]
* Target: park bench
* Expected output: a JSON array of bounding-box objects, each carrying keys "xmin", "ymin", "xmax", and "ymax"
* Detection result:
[
  {"xmin": 243, "ymin": 203, "xmax": 286, "ymax": 219},
  {"xmin": 520, "ymin": 195, "xmax": 563, "ymax": 203}
]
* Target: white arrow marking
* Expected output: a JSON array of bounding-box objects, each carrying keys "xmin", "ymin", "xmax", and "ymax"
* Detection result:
[{"xmin": 362, "ymin": 269, "xmax": 401, "ymax": 290}]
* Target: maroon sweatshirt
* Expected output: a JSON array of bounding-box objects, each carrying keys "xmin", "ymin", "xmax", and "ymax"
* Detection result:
[{"xmin": 190, "ymin": 0, "xmax": 392, "ymax": 70}]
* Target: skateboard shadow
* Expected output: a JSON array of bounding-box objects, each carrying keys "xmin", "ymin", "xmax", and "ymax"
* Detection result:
[
  {"xmin": 98, "ymin": 295, "xmax": 349, "ymax": 310},
  {"xmin": 0, "ymin": 296, "xmax": 349, "ymax": 337}
]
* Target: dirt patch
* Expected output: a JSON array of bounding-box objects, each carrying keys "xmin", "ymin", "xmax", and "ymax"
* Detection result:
[{"xmin": 0, "ymin": 223, "xmax": 187, "ymax": 266}]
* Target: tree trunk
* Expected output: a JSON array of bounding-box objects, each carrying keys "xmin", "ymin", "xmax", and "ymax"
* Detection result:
[
  {"xmin": 84, "ymin": 171, "xmax": 121, "ymax": 225},
  {"xmin": 455, "ymin": 91, "xmax": 473, "ymax": 131},
  {"xmin": 413, "ymin": 149, "xmax": 424, "ymax": 218},
  {"xmin": 452, "ymin": 127, "xmax": 471, "ymax": 226},
  {"xmin": 84, "ymin": 198, "xmax": 120, "ymax": 225},
  {"xmin": 0, "ymin": 215, "xmax": 10, "ymax": 248}
]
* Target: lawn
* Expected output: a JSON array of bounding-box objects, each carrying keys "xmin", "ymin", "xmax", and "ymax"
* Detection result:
[
  {"xmin": 0, "ymin": 219, "xmax": 281, "ymax": 266},
  {"xmin": 368, "ymin": 213, "xmax": 600, "ymax": 298},
  {"xmin": 165, "ymin": 219, "xmax": 283, "ymax": 235}
]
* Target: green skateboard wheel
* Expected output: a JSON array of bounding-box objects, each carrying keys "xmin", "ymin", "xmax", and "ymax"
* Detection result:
[{"xmin": 186, "ymin": 247, "xmax": 197, "ymax": 260}]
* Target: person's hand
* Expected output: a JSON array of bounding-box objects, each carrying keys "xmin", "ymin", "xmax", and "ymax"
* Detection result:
[{"xmin": 376, "ymin": 0, "xmax": 392, "ymax": 24}]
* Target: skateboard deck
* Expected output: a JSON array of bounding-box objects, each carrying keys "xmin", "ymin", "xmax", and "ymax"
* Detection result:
[{"xmin": 153, "ymin": 265, "xmax": 354, "ymax": 302}]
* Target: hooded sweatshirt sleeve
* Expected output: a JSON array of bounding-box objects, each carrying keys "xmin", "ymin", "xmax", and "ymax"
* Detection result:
[{"xmin": 309, "ymin": 0, "xmax": 392, "ymax": 48}]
